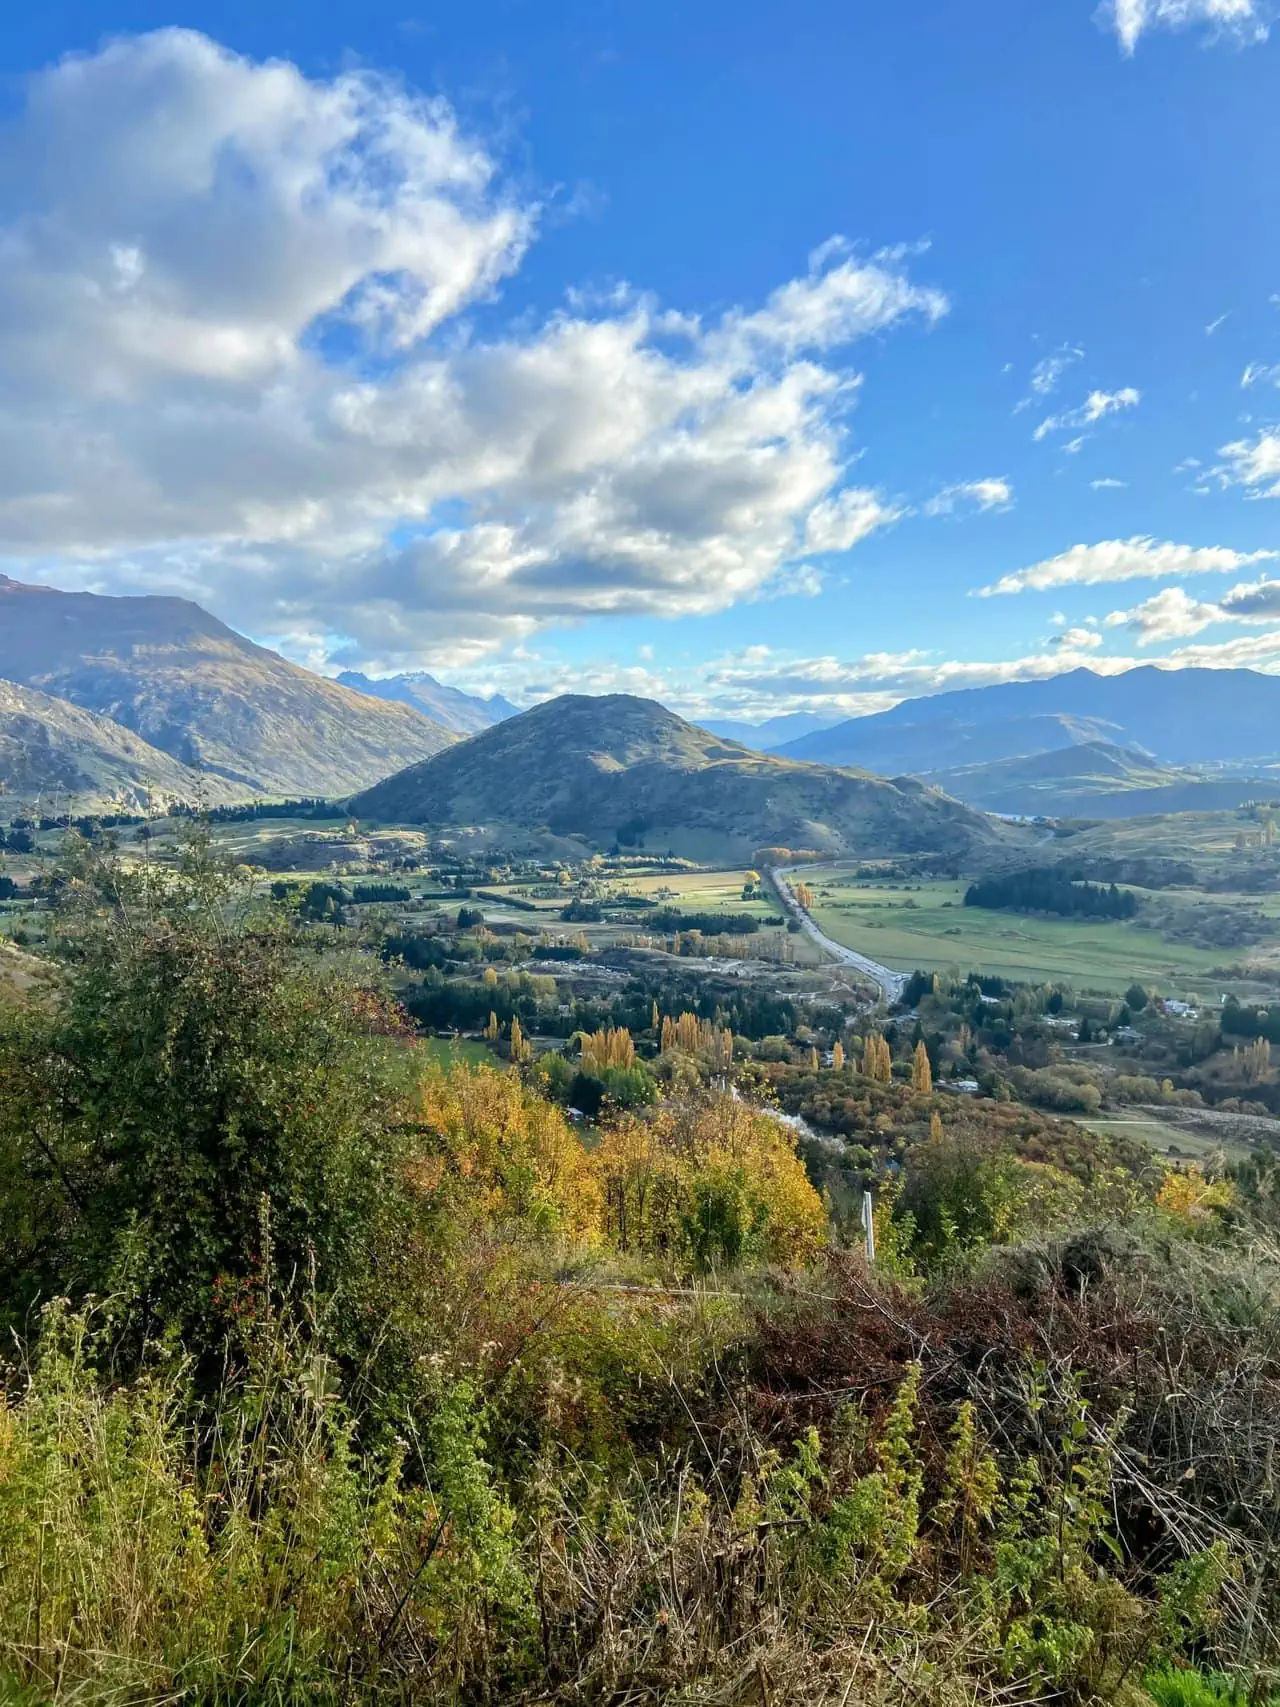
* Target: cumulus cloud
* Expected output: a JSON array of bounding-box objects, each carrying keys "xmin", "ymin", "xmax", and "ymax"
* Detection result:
[
  {"xmin": 0, "ymin": 30, "xmax": 946, "ymax": 669},
  {"xmin": 1101, "ymin": 577, "xmax": 1280, "ymax": 644},
  {"xmin": 1220, "ymin": 576, "xmax": 1280, "ymax": 619},
  {"xmin": 1033, "ymin": 387, "xmax": 1141, "ymax": 442},
  {"xmin": 978, "ymin": 536, "xmax": 1276, "ymax": 597},
  {"xmin": 1053, "ymin": 626, "xmax": 1105, "ymax": 650},
  {"xmin": 923, "ymin": 477, "xmax": 1013, "ymax": 517},
  {"xmin": 1103, "ymin": 0, "xmax": 1271, "ymax": 55},
  {"xmin": 1103, "ymin": 586, "xmax": 1224, "ymax": 642}
]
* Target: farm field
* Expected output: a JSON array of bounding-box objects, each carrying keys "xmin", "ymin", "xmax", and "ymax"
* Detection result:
[
  {"xmin": 792, "ymin": 870, "xmax": 1257, "ymax": 997},
  {"xmin": 419, "ymin": 1036, "xmax": 495, "ymax": 1071}
]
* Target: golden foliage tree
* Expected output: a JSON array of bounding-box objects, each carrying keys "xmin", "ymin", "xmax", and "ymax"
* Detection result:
[
  {"xmin": 831, "ymin": 1040, "xmax": 845, "ymax": 1072},
  {"xmin": 414, "ymin": 1062, "xmax": 601, "ymax": 1241},
  {"xmin": 593, "ymin": 1094, "xmax": 825, "ymax": 1271},
  {"xmin": 912, "ymin": 1040, "xmax": 933, "ymax": 1095},
  {"xmin": 660, "ymin": 1011, "xmax": 733, "ymax": 1070},
  {"xmin": 580, "ymin": 1026, "xmax": 636, "ymax": 1074},
  {"xmin": 862, "ymin": 1032, "xmax": 892, "ymax": 1084},
  {"xmin": 509, "ymin": 1016, "xmax": 533, "ymax": 1065}
]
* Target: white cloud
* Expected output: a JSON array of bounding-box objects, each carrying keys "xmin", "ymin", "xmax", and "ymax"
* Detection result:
[
  {"xmin": 978, "ymin": 536, "xmax": 1276, "ymax": 597},
  {"xmin": 1242, "ymin": 362, "xmax": 1280, "ymax": 388},
  {"xmin": 700, "ymin": 626, "xmax": 1280, "ymax": 718},
  {"xmin": 1103, "ymin": 0, "xmax": 1270, "ymax": 55},
  {"xmin": 803, "ymin": 488, "xmax": 901, "ymax": 553},
  {"xmin": 0, "ymin": 30, "xmax": 947, "ymax": 670},
  {"xmin": 1091, "ymin": 476, "xmax": 1128, "ymax": 489},
  {"xmin": 1215, "ymin": 429, "xmax": 1280, "ymax": 498},
  {"xmin": 1103, "ymin": 586, "xmax": 1224, "ymax": 642},
  {"xmin": 923, "ymin": 477, "xmax": 1013, "ymax": 517},
  {"xmin": 1219, "ymin": 576, "xmax": 1280, "ymax": 619},
  {"xmin": 1103, "ymin": 576, "xmax": 1280, "ymax": 643},
  {"xmin": 1033, "ymin": 387, "xmax": 1141, "ymax": 442},
  {"xmin": 1053, "ymin": 626, "xmax": 1105, "ymax": 650},
  {"xmin": 1206, "ymin": 313, "xmax": 1231, "ymax": 335}
]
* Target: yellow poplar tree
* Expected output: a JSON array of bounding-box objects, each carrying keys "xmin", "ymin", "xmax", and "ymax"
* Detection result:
[
  {"xmin": 912, "ymin": 1040, "xmax": 933, "ymax": 1095},
  {"xmin": 862, "ymin": 1032, "xmax": 892, "ymax": 1084},
  {"xmin": 831, "ymin": 1040, "xmax": 845, "ymax": 1071}
]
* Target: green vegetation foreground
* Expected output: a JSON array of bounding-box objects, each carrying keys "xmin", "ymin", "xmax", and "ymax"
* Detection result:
[{"xmin": 1, "ymin": 838, "xmax": 1279, "ymax": 1705}]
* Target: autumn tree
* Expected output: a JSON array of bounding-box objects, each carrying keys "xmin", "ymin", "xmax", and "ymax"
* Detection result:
[
  {"xmin": 862, "ymin": 1032, "xmax": 892, "ymax": 1084},
  {"xmin": 912, "ymin": 1040, "xmax": 933, "ymax": 1095}
]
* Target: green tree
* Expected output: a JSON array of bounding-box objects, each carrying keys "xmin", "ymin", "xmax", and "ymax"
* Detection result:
[{"xmin": 0, "ymin": 834, "xmax": 410, "ymax": 1370}]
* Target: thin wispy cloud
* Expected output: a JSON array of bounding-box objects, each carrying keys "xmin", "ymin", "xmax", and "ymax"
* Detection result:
[
  {"xmin": 1213, "ymin": 430, "xmax": 1280, "ymax": 497},
  {"xmin": 1103, "ymin": 0, "xmax": 1271, "ymax": 56},
  {"xmin": 1033, "ymin": 387, "xmax": 1141, "ymax": 441},
  {"xmin": 924, "ymin": 477, "xmax": 1014, "ymax": 517}
]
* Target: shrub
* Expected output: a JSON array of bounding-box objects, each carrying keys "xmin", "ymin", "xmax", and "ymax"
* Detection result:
[{"xmin": 595, "ymin": 1094, "xmax": 825, "ymax": 1271}]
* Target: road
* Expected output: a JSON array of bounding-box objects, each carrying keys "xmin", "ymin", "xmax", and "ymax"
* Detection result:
[{"xmin": 772, "ymin": 867, "xmax": 908, "ymax": 1006}]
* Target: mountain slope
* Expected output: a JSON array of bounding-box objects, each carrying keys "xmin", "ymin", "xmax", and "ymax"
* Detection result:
[
  {"xmin": 781, "ymin": 667, "xmax": 1280, "ymax": 769},
  {"xmin": 925, "ymin": 739, "xmax": 1276, "ymax": 820},
  {"xmin": 335, "ymin": 670, "xmax": 519, "ymax": 735},
  {"xmin": 350, "ymin": 693, "xmax": 1016, "ymax": 861},
  {"xmin": 0, "ymin": 577, "xmax": 457, "ymax": 797},
  {"xmin": 0, "ymin": 679, "xmax": 243, "ymax": 810}
]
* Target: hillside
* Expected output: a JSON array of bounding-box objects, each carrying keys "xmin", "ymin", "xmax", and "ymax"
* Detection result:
[
  {"xmin": 350, "ymin": 693, "xmax": 1017, "ymax": 861},
  {"xmin": 927, "ymin": 738, "xmax": 1277, "ymax": 820},
  {"xmin": 0, "ymin": 577, "xmax": 457, "ymax": 797},
  {"xmin": 781, "ymin": 666, "xmax": 1280, "ymax": 769},
  {"xmin": 0, "ymin": 679, "xmax": 244, "ymax": 811},
  {"xmin": 335, "ymin": 670, "xmax": 519, "ymax": 735}
]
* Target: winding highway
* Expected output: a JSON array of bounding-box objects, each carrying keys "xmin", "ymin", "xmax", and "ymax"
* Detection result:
[{"xmin": 771, "ymin": 866, "xmax": 908, "ymax": 1006}]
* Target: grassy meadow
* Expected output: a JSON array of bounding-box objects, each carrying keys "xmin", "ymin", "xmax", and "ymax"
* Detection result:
[{"xmin": 794, "ymin": 870, "xmax": 1254, "ymax": 996}]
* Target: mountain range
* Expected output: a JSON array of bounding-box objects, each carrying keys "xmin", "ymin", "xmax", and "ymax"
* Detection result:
[
  {"xmin": 781, "ymin": 667, "xmax": 1280, "ymax": 771},
  {"xmin": 0, "ymin": 576, "xmax": 461, "ymax": 804},
  {"xmin": 335, "ymin": 671, "xmax": 519, "ymax": 735},
  {"xmin": 350, "ymin": 693, "xmax": 1016, "ymax": 862},
  {"xmin": 698, "ymin": 711, "xmax": 844, "ymax": 750}
]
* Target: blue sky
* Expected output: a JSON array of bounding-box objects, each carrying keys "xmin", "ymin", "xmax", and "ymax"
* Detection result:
[{"xmin": 3, "ymin": 0, "xmax": 1280, "ymax": 719}]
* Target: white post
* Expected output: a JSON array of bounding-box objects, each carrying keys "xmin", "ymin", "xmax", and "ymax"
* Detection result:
[{"xmin": 861, "ymin": 1189, "xmax": 876, "ymax": 1265}]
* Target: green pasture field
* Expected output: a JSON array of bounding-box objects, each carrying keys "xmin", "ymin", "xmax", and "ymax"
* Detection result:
[
  {"xmin": 613, "ymin": 868, "xmax": 779, "ymax": 917},
  {"xmin": 794, "ymin": 870, "xmax": 1249, "ymax": 996},
  {"xmin": 419, "ymin": 1036, "xmax": 496, "ymax": 1071},
  {"xmin": 1080, "ymin": 1115, "xmax": 1254, "ymax": 1163}
]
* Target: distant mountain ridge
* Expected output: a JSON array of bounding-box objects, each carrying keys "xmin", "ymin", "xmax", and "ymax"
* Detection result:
[
  {"xmin": 335, "ymin": 670, "xmax": 519, "ymax": 735},
  {"xmin": 698, "ymin": 711, "xmax": 844, "ymax": 750},
  {"xmin": 351, "ymin": 693, "xmax": 1018, "ymax": 862},
  {"xmin": 781, "ymin": 667, "xmax": 1280, "ymax": 770},
  {"xmin": 924, "ymin": 739, "xmax": 1276, "ymax": 820},
  {"xmin": 0, "ymin": 576, "xmax": 458, "ymax": 798}
]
